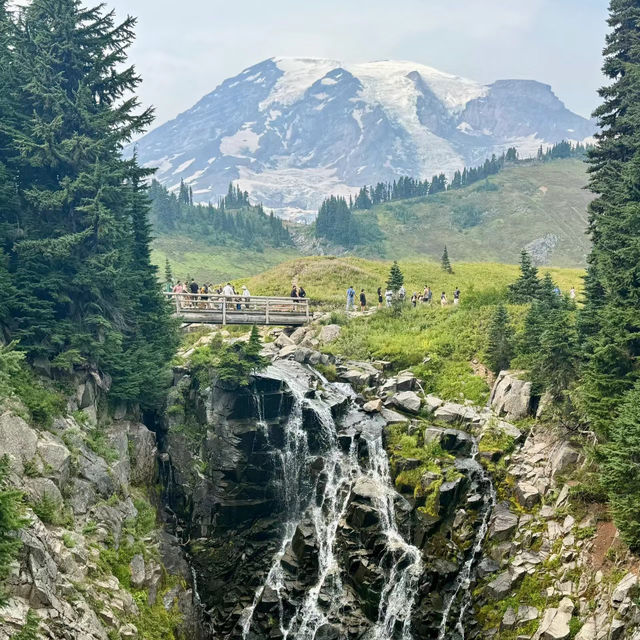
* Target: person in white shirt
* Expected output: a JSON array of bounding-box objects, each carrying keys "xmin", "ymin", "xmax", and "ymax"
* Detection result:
[
  {"xmin": 223, "ymin": 283, "xmax": 234, "ymax": 296},
  {"xmin": 385, "ymin": 289, "xmax": 393, "ymax": 307}
]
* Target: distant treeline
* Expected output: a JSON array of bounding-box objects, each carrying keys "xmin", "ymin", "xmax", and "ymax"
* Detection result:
[
  {"xmin": 149, "ymin": 180, "xmax": 292, "ymax": 250},
  {"xmin": 316, "ymin": 141, "xmax": 590, "ymax": 246}
]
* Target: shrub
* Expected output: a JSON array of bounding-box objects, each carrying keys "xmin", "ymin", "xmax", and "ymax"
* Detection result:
[{"xmin": 11, "ymin": 610, "xmax": 40, "ymax": 640}]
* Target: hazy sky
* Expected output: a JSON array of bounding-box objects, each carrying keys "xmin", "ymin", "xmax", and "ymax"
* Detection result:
[{"xmin": 106, "ymin": 0, "xmax": 610, "ymax": 128}]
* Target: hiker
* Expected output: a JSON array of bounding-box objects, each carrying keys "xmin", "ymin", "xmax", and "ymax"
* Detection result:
[
  {"xmin": 223, "ymin": 282, "xmax": 234, "ymax": 296},
  {"xmin": 411, "ymin": 292, "xmax": 418, "ymax": 307},
  {"xmin": 570, "ymin": 286, "xmax": 576, "ymax": 299},
  {"xmin": 346, "ymin": 285, "xmax": 356, "ymax": 311},
  {"xmin": 441, "ymin": 291, "xmax": 447, "ymax": 306},
  {"xmin": 377, "ymin": 287, "xmax": 383, "ymax": 309},
  {"xmin": 164, "ymin": 279, "xmax": 173, "ymax": 293},
  {"xmin": 359, "ymin": 289, "xmax": 366, "ymax": 312},
  {"xmin": 422, "ymin": 285, "xmax": 429, "ymax": 303},
  {"xmin": 385, "ymin": 288, "xmax": 393, "ymax": 307},
  {"xmin": 453, "ymin": 287, "xmax": 460, "ymax": 305},
  {"xmin": 172, "ymin": 281, "xmax": 183, "ymax": 294},
  {"xmin": 298, "ymin": 285, "xmax": 306, "ymax": 299},
  {"xmin": 291, "ymin": 284, "xmax": 299, "ymax": 307},
  {"xmin": 189, "ymin": 279, "xmax": 199, "ymax": 294},
  {"xmin": 399, "ymin": 285, "xmax": 406, "ymax": 302},
  {"xmin": 242, "ymin": 285, "xmax": 251, "ymax": 309},
  {"xmin": 554, "ymin": 286, "xmax": 561, "ymax": 296}
]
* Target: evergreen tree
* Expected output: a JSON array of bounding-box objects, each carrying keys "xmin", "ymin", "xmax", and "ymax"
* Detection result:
[
  {"xmin": 386, "ymin": 261, "xmax": 404, "ymax": 291},
  {"xmin": 600, "ymin": 380, "xmax": 640, "ymax": 549},
  {"xmin": 508, "ymin": 250, "xmax": 540, "ymax": 303},
  {"xmin": 441, "ymin": 246, "xmax": 453, "ymax": 273},
  {"xmin": 579, "ymin": 0, "xmax": 640, "ymax": 431},
  {"xmin": 0, "ymin": 0, "xmax": 177, "ymax": 407},
  {"xmin": 245, "ymin": 325, "xmax": 267, "ymax": 372},
  {"xmin": 164, "ymin": 258, "xmax": 173, "ymax": 285},
  {"xmin": 486, "ymin": 304, "xmax": 514, "ymax": 375}
]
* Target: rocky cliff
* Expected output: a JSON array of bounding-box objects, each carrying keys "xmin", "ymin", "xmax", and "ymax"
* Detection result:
[{"xmin": 1, "ymin": 327, "xmax": 638, "ymax": 640}]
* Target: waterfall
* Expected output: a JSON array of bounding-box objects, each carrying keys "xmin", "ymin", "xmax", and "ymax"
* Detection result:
[
  {"xmin": 436, "ymin": 440, "xmax": 497, "ymax": 640},
  {"xmin": 240, "ymin": 360, "xmax": 424, "ymax": 640}
]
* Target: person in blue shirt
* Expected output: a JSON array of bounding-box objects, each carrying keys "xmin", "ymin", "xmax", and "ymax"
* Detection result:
[{"xmin": 346, "ymin": 286, "xmax": 356, "ymax": 311}]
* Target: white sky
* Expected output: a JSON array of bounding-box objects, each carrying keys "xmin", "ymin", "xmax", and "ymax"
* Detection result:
[{"xmin": 104, "ymin": 1, "xmax": 609, "ymax": 126}]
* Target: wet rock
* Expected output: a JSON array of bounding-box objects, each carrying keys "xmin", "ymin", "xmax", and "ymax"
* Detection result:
[
  {"xmin": 391, "ymin": 391, "xmax": 421, "ymax": 414},
  {"xmin": 477, "ymin": 557, "xmax": 500, "ymax": 578},
  {"xmin": 395, "ymin": 372, "xmax": 416, "ymax": 392},
  {"xmin": 351, "ymin": 476, "xmax": 381, "ymax": 501},
  {"xmin": 487, "ymin": 570, "xmax": 515, "ymax": 599},
  {"xmin": 489, "ymin": 502, "xmax": 519, "ymax": 541},
  {"xmin": 439, "ymin": 477, "xmax": 464, "ymax": 510},
  {"xmin": 516, "ymin": 481, "xmax": 541, "ymax": 509},
  {"xmin": 490, "ymin": 370, "xmax": 532, "ymax": 420},
  {"xmin": 380, "ymin": 408, "xmax": 410, "ymax": 425},
  {"xmin": 314, "ymin": 623, "xmax": 343, "ymax": 640}
]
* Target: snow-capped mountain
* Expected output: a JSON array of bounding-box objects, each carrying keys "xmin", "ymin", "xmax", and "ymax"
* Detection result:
[{"xmin": 129, "ymin": 57, "xmax": 595, "ymax": 220}]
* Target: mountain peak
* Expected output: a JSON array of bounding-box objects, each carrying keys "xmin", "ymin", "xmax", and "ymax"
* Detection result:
[{"xmin": 129, "ymin": 57, "xmax": 596, "ymax": 220}]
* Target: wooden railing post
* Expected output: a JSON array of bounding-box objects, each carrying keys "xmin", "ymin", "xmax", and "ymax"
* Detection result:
[
  {"xmin": 305, "ymin": 299, "xmax": 310, "ymax": 323},
  {"xmin": 222, "ymin": 298, "xmax": 227, "ymax": 325},
  {"xmin": 265, "ymin": 299, "xmax": 270, "ymax": 325}
]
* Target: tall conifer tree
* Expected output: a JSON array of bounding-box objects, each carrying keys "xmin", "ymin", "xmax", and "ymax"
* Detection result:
[{"xmin": 579, "ymin": 0, "xmax": 640, "ymax": 431}]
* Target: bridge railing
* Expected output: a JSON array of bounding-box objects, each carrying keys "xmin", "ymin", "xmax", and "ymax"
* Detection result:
[{"xmin": 163, "ymin": 292, "xmax": 310, "ymax": 325}]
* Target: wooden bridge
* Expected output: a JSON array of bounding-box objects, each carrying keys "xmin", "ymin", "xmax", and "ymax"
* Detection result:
[{"xmin": 165, "ymin": 293, "xmax": 310, "ymax": 326}]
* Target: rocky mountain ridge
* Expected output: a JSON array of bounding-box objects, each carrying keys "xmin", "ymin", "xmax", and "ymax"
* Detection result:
[{"xmin": 128, "ymin": 57, "xmax": 595, "ymax": 220}]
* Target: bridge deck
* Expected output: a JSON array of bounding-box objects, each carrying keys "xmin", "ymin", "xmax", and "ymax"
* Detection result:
[{"xmin": 165, "ymin": 293, "xmax": 310, "ymax": 326}]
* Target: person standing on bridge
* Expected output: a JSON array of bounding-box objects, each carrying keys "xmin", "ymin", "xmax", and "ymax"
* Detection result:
[
  {"xmin": 346, "ymin": 286, "xmax": 356, "ymax": 312},
  {"xmin": 298, "ymin": 285, "xmax": 306, "ymax": 299}
]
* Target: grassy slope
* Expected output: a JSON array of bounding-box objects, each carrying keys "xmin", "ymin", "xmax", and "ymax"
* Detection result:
[
  {"xmin": 151, "ymin": 235, "xmax": 300, "ymax": 284},
  {"xmin": 242, "ymin": 256, "xmax": 584, "ymax": 405},
  {"xmin": 240, "ymin": 256, "xmax": 584, "ymax": 305},
  {"xmin": 356, "ymin": 158, "xmax": 592, "ymax": 267}
]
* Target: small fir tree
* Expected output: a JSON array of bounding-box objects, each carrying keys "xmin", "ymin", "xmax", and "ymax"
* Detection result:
[
  {"xmin": 441, "ymin": 246, "xmax": 453, "ymax": 273},
  {"xmin": 164, "ymin": 258, "xmax": 173, "ymax": 285},
  {"xmin": 508, "ymin": 250, "xmax": 540, "ymax": 303},
  {"xmin": 246, "ymin": 325, "xmax": 267, "ymax": 372},
  {"xmin": 386, "ymin": 261, "xmax": 404, "ymax": 291},
  {"xmin": 486, "ymin": 304, "xmax": 514, "ymax": 375}
]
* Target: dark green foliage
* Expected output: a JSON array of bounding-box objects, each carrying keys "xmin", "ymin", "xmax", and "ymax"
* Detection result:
[
  {"xmin": 386, "ymin": 261, "xmax": 404, "ymax": 291},
  {"xmin": 452, "ymin": 203, "xmax": 485, "ymax": 230},
  {"xmin": 600, "ymin": 381, "xmax": 640, "ymax": 549},
  {"xmin": 148, "ymin": 180, "xmax": 292, "ymax": 250},
  {"xmin": 164, "ymin": 259, "xmax": 173, "ymax": 285},
  {"xmin": 579, "ymin": 0, "xmax": 640, "ymax": 432},
  {"xmin": 10, "ymin": 610, "xmax": 40, "ymax": 640},
  {"xmin": 441, "ymin": 246, "xmax": 453, "ymax": 273},
  {"xmin": 508, "ymin": 250, "xmax": 540, "ymax": 303},
  {"xmin": 0, "ymin": 0, "xmax": 177, "ymax": 408},
  {"xmin": 486, "ymin": 304, "xmax": 514, "ymax": 374},
  {"xmin": 0, "ymin": 456, "xmax": 26, "ymax": 606},
  {"xmin": 315, "ymin": 196, "xmax": 360, "ymax": 248},
  {"xmin": 190, "ymin": 331, "xmax": 267, "ymax": 389}
]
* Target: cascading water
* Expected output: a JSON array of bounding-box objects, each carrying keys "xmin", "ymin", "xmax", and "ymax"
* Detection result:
[
  {"xmin": 437, "ymin": 440, "xmax": 497, "ymax": 640},
  {"xmin": 240, "ymin": 360, "xmax": 424, "ymax": 640}
]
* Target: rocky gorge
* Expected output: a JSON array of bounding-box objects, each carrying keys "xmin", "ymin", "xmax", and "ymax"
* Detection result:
[{"xmin": 1, "ymin": 322, "xmax": 639, "ymax": 640}]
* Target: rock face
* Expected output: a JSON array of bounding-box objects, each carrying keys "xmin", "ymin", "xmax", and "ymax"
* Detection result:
[
  {"xmin": 490, "ymin": 370, "xmax": 533, "ymax": 420},
  {"xmin": 0, "ymin": 397, "xmax": 196, "ymax": 640},
  {"xmin": 128, "ymin": 57, "xmax": 594, "ymax": 219}
]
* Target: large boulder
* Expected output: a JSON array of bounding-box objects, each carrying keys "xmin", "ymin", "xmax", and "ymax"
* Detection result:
[
  {"xmin": 516, "ymin": 482, "xmax": 541, "ymax": 509},
  {"xmin": 433, "ymin": 402, "xmax": 482, "ymax": 425},
  {"xmin": 318, "ymin": 324, "xmax": 341, "ymax": 343},
  {"xmin": 534, "ymin": 597, "xmax": 574, "ymax": 640},
  {"xmin": 424, "ymin": 427, "xmax": 474, "ymax": 456},
  {"xmin": 0, "ymin": 412, "xmax": 38, "ymax": 475},
  {"xmin": 36, "ymin": 433, "xmax": 72, "ymax": 490},
  {"xmin": 611, "ymin": 572, "xmax": 638, "ymax": 608},
  {"xmin": 127, "ymin": 422, "xmax": 158, "ymax": 486},
  {"xmin": 391, "ymin": 391, "xmax": 421, "ymax": 414},
  {"xmin": 490, "ymin": 371, "xmax": 532, "ymax": 420},
  {"xmin": 489, "ymin": 502, "xmax": 519, "ymax": 541}
]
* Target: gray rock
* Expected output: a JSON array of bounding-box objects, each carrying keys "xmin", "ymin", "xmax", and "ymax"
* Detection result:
[
  {"xmin": 275, "ymin": 333, "xmax": 294, "ymax": 348},
  {"xmin": 424, "ymin": 427, "xmax": 474, "ymax": 456},
  {"xmin": 36, "ymin": 433, "xmax": 71, "ymax": 490},
  {"xmin": 516, "ymin": 482, "xmax": 541, "ymax": 509},
  {"xmin": 434, "ymin": 402, "xmax": 481, "ymax": 424},
  {"xmin": 424, "ymin": 394, "xmax": 444, "ymax": 411},
  {"xmin": 277, "ymin": 344, "xmax": 299, "ymax": 360},
  {"xmin": 318, "ymin": 324, "xmax": 341, "ymax": 343},
  {"xmin": 609, "ymin": 618, "xmax": 626, "ymax": 640},
  {"xmin": 289, "ymin": 326, "xmax": 308, "ymax": 345},
  {"xmin": 489, "ymin": 502, "xmax": 519, "ymax": 541},
  {"xmin": 611, "ymin": 572, "xmax": 638, "ymax": 607},
  {"xmin": 487, "ymin": 571, "xmax": 514, "ymax": 599},
  {"xmin": 534, "ymin": 597, "xmax": 574, "ymax": 640},
  {"xmin": 130, "ymin": 553, "xmax": 146, "ymax": 589},
  {"xmin": 0, "ymin": 412, "xmax": 38, "ymax": 475},
  {"xmin": 518, "ymin": 606, "xmax": 539, "ymax": 623},
  {"xmin": 550, "ymin": 443, "xmax": 580, "ymax": 477},
  {"xmin": 127, "ymin": 422, "xmax": 157, "ymax": 486},
  {"xmin": 574, "ymin": 620, "xmax": 596, "ymax": 640},
  {"xmin": 24, "ymin": 477, "xmax": 63, "ymax": 508},
  {"xmin": 490, "ymin": 370, "xmax": 532, "ymax": 420},
  {"xmin": 395, "ymin": 372, "xmax": 416, "ymax": 392},
  {"xmin": 391, "ymin": 391, "xmax": 421, "ymax": 414},
  {"xmin": 502, "ymin": 606, "xmax": 517, "ymax": 630}
]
